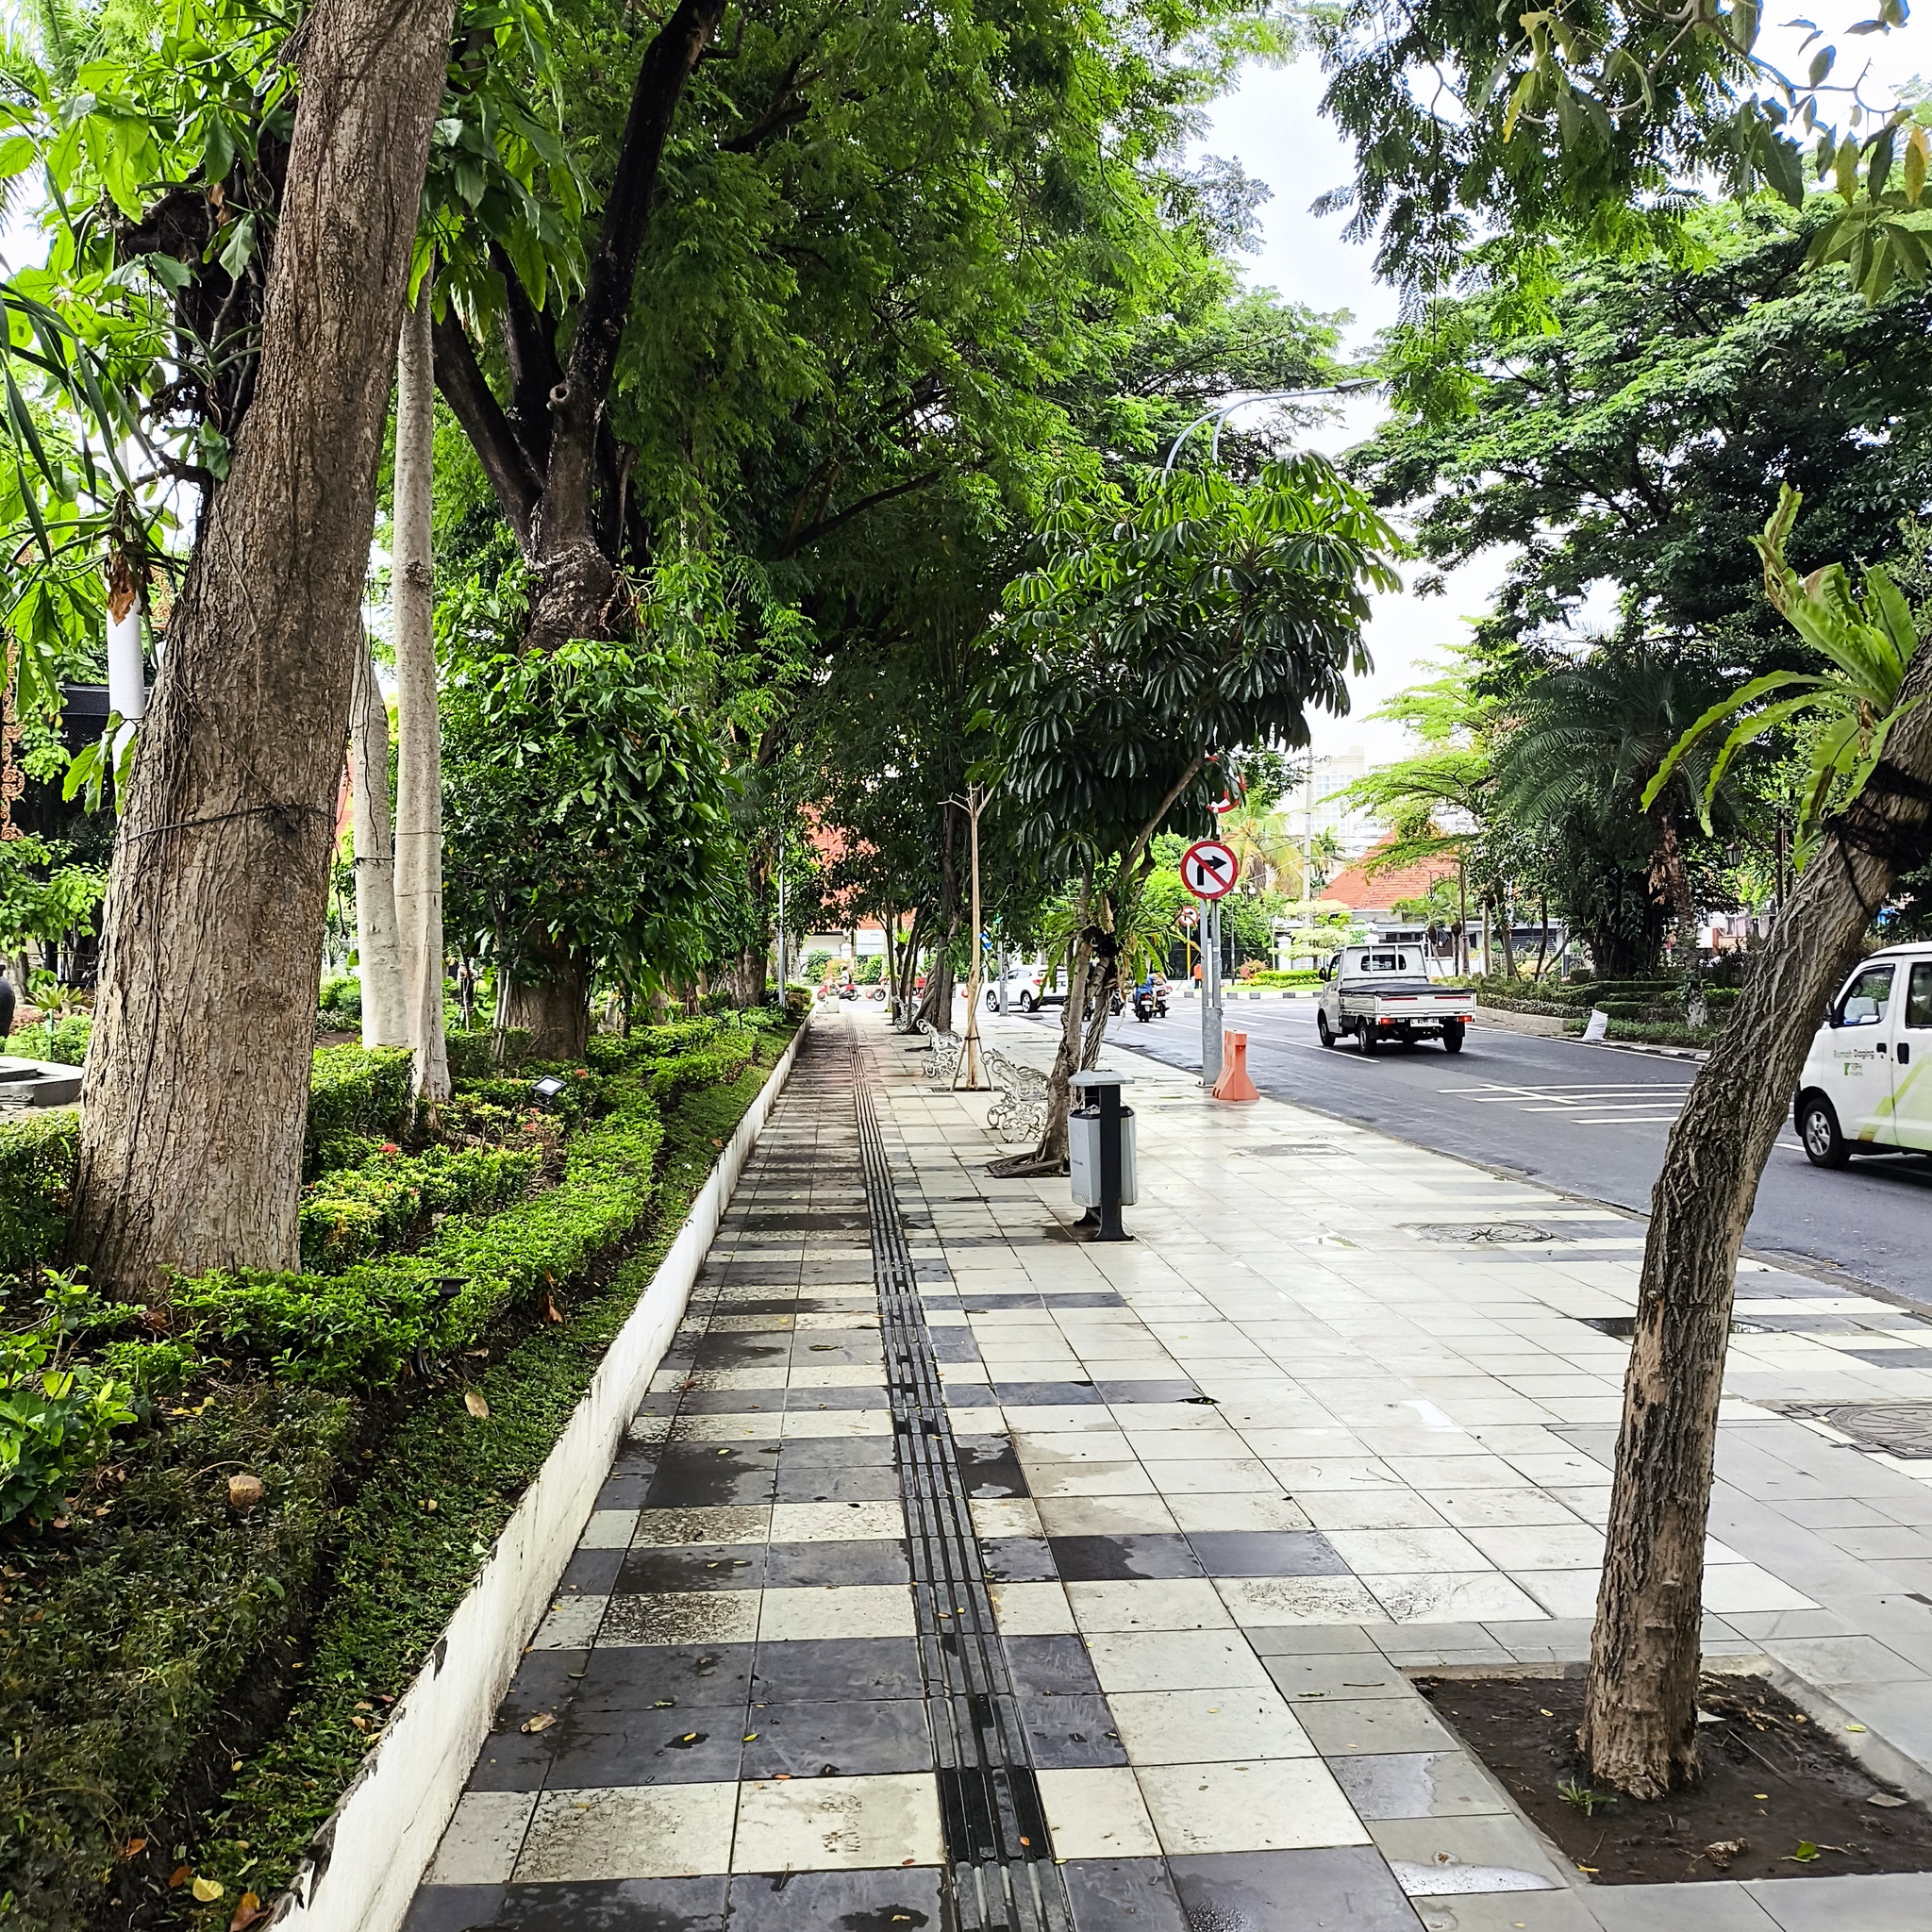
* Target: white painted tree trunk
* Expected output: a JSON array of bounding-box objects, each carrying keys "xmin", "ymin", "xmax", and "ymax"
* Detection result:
[
  {"xmin": 393, "ymin": 273, "xmax": 450, "ymax": 1100},
  {"xmin": 350, "ymin": 635, "xmax": 408, "ymax": 1047}
]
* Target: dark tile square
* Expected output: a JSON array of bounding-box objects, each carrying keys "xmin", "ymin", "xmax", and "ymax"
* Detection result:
[
  {"xmin": 928, "ymin": 1332, "xmax": 986, "ymax": 1363},
  {"xmin": 403, "ymin": 1884, "xmax": 506, "ymax": 1932},
  {"xmin": 1064, "ymin": 1857, "xmax": 1190, "ymax": 1931},
  {"xmin": 996, "ymin": 1380, "xmax": 1105, "ymax": 1406},
  {"xmin": 781, "ymin": 1388, "xmax": 890, "ymax": 1412},
  {"xmin": 775, "ymin": 1434, "xmax": 899, "ymax": 1472},
  {"xmin": 1050, "ymin": 1535, "xmax": 1204, "ymax": 1582},
  {"xmin": 724, "ymin": 1868, "xmax": 942, "ymax": 1927},
  {"xmin": 1096, "ymin": 1380, "xmax": 1203, "ymax": 1406},
  {"xmin": 740, "ymin": 1696, "xmax": 932, "ymax": 1777},
  {"xmin": 1021, "ymin": 1690, "xmax": 1128, "ymax": 1768},
  {"xmin": 691, "ymin": 1334, "xmax": 790, "ymax": 1369},
  {"xmin": 493, "ymin": 1649, "xmax": 591, "ymax": 1726},
  {"xmin": 774, "ymin": 1461, "xmax": 904, "ymax": 1503},
  {"xmin": 467, "ymin": 1719, "xmax": 558, "ymax": 1791},
  {"xmin": 956, "ymin": 1437, "xmax": 1027, "ymax": 1497},
  {"xmin": 1168, "ymin": 1848, "xmax": 1423, "ymax": 1931},
  {"xmin": 1185, "ymin": 1531, "xmax": 1347, "ymax": 1578},
  {"xmin": 545, "ymin": 1705, "xmax": 746, "ymax": 1786},
  {"xmin": 1003, "ymin": 1634, "xmax": 1101, "ymax": 1698},
  {"xmin": 676, "ymin": 1390, "xmax": 787, "ymax": 1416},
  {"xmin": 983, "ymin": 1537, "xmax": 1059, "ymax": 1582},
  {"xmin": 939, "ymin": 1380, "xmax": 995, "ymax": 1407},
  {"xmin": 749, "ymin": 1635, "xmax": 924, "ymax": 1701},
  {"xmin": 764, "ymin": 1539, "xmax": 910, "ymax": 1587},
  {"xmin": 596, "ymin": 1474, "xmax": 651, "ymax": 1510},
  {"xmin": 632, "ymin": 1391, "xmax": 685, "ymax": 1417},
  {"xmin": 615, "ymin": 1544, "xmax": 767, "ymax": 1594},
  {"xmin": 642, "ymin": 1446, "xmax": 781, "ymax": 1508},
  {"xmin": 498, "ymin": 1874, "xmax": 728, "ymax": 1929},
  {"xmin": 576, "ymin": 1642, "xmax": 756, "ymax": 1710},
  {"xmin": 561, "ymin": 1548, "xmax": 626, "ymax": 1592},
  {"xmin": 962, "ymin": 1294, "xmax": 1045, "ymax": 1311}
]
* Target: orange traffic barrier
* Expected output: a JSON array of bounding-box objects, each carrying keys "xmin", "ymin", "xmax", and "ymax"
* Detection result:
[{"xmin": 1212, "ymin": 1029, "xmax": 1257, "ymax": 1103}]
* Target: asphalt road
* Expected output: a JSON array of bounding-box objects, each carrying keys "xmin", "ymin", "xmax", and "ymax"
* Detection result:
[{"xmin": 1008, "ymin": 994, "xmax": 1932, "ymax": 1309}]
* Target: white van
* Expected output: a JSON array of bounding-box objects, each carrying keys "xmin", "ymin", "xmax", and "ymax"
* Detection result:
[{"xmin": 1795, "ymin": 941, "xmax": 1932, "ymax": 1165}]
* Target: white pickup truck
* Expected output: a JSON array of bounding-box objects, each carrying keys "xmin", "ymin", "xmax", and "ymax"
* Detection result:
[{"xmin": 1316, "ymin": 944, "xmax": 1474, "ymax": 1055}]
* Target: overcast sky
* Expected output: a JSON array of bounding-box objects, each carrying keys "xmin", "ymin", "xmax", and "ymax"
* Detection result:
[{"xmin": 1199, "ymin": 23, "xmax": 1925, "ymax": 766}]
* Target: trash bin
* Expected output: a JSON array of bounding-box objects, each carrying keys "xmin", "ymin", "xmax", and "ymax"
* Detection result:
[{"xmin": 1069, "ymin": 1098, "xmax": 1138, "ymax": 1207}]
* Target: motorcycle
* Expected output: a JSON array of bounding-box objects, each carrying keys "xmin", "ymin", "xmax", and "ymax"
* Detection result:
[{"xmin": 1131, "ymin": 984, "xmax": 1168, "ymax": 1024}]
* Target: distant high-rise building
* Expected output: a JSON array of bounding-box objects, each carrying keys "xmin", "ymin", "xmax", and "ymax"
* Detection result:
[{"xmin": 1275, "ymin": 747, "xmax": 1383, "ymax": 864}]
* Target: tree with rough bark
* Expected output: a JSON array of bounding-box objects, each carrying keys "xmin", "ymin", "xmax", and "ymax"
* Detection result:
[
  {"xmin": 983, "ymin": 459, "xmax": 1396, "ymax": 1172},
  {"xmin": 392, "ymin": 274, "xmax": 450, "ymax": 1100},
  {"xmin": 46, "ymin": 0, "xmax": 460, "ymax": 1291}
]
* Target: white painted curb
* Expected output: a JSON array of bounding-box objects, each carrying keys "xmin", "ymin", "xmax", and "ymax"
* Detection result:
[{"xmin": 271, "ymin": 1019, "xmax": 808, "ymax": 1932}]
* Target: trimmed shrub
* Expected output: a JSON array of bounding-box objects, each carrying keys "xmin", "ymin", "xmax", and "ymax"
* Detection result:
[
  {"xmin": 0, "ymin": 1111, "xmax": 79, "ymax": 1274},
  {"xmin": 304, "ymin": 1047, "xmax": 414, "ymax": 1170},
  {"xmin": 34, "ymin": 1015, "xmax": 93, "ymax": 1066},
  {"xmin": 646, "ymin": 1036, "xmax": 756, "ymax": 1107},
  {"xmin": 182, "ymin": 1067, "xmax": 667, "ymax": 1389},
  {"xmin": 297, "ymin": 1144, "xmax": 541, "ymax": 1272}
]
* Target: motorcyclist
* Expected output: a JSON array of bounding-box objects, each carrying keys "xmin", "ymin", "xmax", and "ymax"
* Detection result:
[{"xmin": 1131, "ymin": 972, "xmax": 1168, "ymax": 1022}]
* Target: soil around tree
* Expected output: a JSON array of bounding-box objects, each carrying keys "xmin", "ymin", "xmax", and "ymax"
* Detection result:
[{"xmin": 1416, "ymin": 1671, "xmax": 1932, "ymax": 1885}]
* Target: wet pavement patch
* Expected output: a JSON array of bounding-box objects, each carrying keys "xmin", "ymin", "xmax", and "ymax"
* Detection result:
[{"xmin": 1416, "ymin": 1670, "xmax": 1932, "ymax": 1884}]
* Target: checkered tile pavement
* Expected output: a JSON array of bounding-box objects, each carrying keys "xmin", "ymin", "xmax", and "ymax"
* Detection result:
[{"xmin": 405, "ymin": 1011, "xmax": 1932, "ymax": 1932}]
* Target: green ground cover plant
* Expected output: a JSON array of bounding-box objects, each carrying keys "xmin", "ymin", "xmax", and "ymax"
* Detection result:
[{"xmin": 0, "ymin": 1018, "xmax": 794, "ymax": 1928}]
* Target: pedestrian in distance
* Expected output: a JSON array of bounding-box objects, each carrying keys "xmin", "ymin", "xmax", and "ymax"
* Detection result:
[{"xmin": 0, "ymin": 968, "xmax": 15, "ymax": 1044}]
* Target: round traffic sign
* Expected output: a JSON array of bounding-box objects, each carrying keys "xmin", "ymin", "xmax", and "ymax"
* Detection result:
[{"xmin": 1181, "ymin": 839, "xmax": 1239, "ymax": 900}]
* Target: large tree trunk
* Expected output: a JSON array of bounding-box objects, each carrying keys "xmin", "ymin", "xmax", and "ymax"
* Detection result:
[
  {"xmin": 506, "ymin": 932, "xmax": 591, "ymax": 1059},
  {"xmin": 1582, "ymin": 722, "xmax": 1932, "ymax": 1796},
  {"xmin": 71, "ymin": 0, "xmax": 457, "ymax": 1293},
  {"xmin": 349, "ymin": 635, "xmax": 407, "ymax": 1047},
  {"xmin": 393, "ymin": 272, "xmax": 450, "ymax": 1102}
]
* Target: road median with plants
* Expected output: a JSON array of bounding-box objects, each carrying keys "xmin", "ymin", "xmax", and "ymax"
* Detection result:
[{"xmin": 0, "ymin": 1011, "xmax": 793, "ymax": 1930}]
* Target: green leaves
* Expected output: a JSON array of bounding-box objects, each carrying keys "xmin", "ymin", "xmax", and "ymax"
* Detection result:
[{"xmin": 987, "ymin": 460, "xmax": 1396, "ymax": 876}]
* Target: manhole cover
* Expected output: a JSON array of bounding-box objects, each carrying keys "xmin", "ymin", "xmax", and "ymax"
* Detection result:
[
  {"xmin": 1411, "ymin": 1223, "xmax": 1568, "ymax": 1244},
  {"xmin": 1818, "ymin": 1403, "xmax": 1932, "ymax": 1457},
  {"xmin": 1236, "ymin": 1144, "xmax": 1344, "ymax": 1158}
]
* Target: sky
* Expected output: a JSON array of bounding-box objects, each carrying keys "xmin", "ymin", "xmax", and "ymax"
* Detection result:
[{"xmin": 1198, "ymin": 21, "xmax": 1926, "ymax": 768}]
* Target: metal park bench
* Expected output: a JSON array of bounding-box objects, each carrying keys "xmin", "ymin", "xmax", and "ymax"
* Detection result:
[
  {"xmin": 984, "ymin": 1048, "xmax": 1048, "ymax": 1141},
  {"xmin": 916, "ymin": 1019, "xmax": 964, "ymax": 1084}
]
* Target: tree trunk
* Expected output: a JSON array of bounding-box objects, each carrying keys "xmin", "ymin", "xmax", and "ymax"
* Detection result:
[
  {"xmin": 349, "ymin": 635, "xmax": 407, "ymax": 1047},
  {"xmin": 70, "ymin": 0, "xmax": 457, "ymax": 1293},
  {"xmin": 393, "ymin": 269, "xmax": 450, "ymax": 1102},
  {"xmin": 506, "ymin": 932, "xmax": 591, "ymax": 1059},
  {"xmin": 1500, "ymin": 891, "xmax": 1516, "ymax": 978},
  {"xmin": 891, "ymin": 906, "xmax": 924, "ymax": 1030},
  {"xmin": 915, "ymin": 801, "xmax": 961, "ymax": 1029},
  {"xmin": 1582, "ymin": 721, "xmax": 1932, "ymax": 1796}
]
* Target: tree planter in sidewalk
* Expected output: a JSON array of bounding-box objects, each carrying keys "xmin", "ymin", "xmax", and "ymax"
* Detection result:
[{"xmin": 269, "ymin": 1020, "xmax": 806, "ymax": 1932}]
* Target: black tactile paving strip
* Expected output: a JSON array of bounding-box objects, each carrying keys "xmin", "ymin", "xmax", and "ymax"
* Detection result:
[{"xmin": 849, "ymin": 1037, "xmax": 1077, "ymax": 1932}]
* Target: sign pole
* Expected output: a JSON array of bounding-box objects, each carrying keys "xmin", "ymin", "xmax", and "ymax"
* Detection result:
[{"xmin": 1202, "ymin": 896, "xmax": 1223, "ymax": 1089}]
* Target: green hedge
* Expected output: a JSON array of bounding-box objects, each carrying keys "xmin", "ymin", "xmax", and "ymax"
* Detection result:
[
  {"xmin": 196, "ymin": 1051, "xmax": 785, "ymax": 1920},
  {"xmin": 646, "ymin": 1036, "xmax": 757, "ymax": 1107},
  {"xmin": 181, "ymin": 1064, "xmax": 668, "ymax": 1389},
  {"xmin": 302, "ymin": 1047, "xmax": 414, "ymax": 1171},
  {"xmin": 297, "ymin": 1144, "xmax": 541, "ymax": 1273},
  {"xmin": 0, "ymin": 1110, "xmax": 80, "ymax": 1274}
]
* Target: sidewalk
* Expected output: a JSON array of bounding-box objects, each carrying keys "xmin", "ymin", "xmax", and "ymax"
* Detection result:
[{"xmin": 406, "ymin": 1006, "xmax": 1932, "ymax": 1932}]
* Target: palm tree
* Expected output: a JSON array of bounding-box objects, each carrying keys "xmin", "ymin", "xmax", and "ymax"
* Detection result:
[
  {"xmin": 1493, "ymin": 647, "xmax": 1736, "ymax": 1014},
  {"xmin": 1218, "ymin": 793, "xmax": 1305, "ymax": 897},
  {"xmin": 1643, "ymin": 485, "xmax": 1924, "ymax": 860}
]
